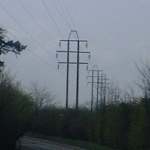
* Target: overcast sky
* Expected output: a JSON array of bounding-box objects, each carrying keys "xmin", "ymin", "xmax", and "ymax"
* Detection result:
[{"xmin": 0, "ymin": 0, "xmax": 150, "ymax": 107}]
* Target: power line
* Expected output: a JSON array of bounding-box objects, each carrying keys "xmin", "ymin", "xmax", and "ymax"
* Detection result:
[
  {"xmin": 41, "ymin": 0, "xmax": 64, "ymax": 38},
  {"xmin": 0, "ymin": 23, "xmax": 68, "ymax": 81},
  {"xmin": 52, "ymin": 0, "xmax": 71, "ymax": 31},
  {"xmin": 57, "ymin": 0, "xmax": 72, "ymax": 30},
  {"xmin": 59, "ymin": 1, "xmax": 79, "ymax": 41},
  {"xmin": 27, "ymin": 49, "xmax": 56, "ymax": 69},
  {"xmin": 52, "ymin": 0, "xmax": 86, "ymax": 74},
  {"xmin": 57, "ymin": 0, "xmax": 80, "ymax": 49},
  {"xmin": 0, "ymin": 22, "xmax": 56, "ymax": 70},
  {"xmin": 17, "ymin": 0, "xmax": 74, "ymax": 92},
  {"xmin": 17, "ymin": 0, "xmax": 54, "ymax": 42},
  {"xmin": 0, "ymin": 3, "xmax": 55, "ymax": 59},
  {"xmin": 61, "ymin": 0, "xmax": 76, "ymax": 30},
  {"xmin": 0, "ymin": 6, "xmax": 77, "ymax": 101}
]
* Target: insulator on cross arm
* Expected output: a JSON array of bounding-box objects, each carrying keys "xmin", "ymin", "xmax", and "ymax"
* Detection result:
[
  {"xmin": 86, "ymin": 65, "xmax": 88, "ymax": 70},
  {"xmin": 86, "ymin": 42, "xmax": 88, "ymax": 48},
  {"xmin": 0, "ymin": 61, "xmax": 4, "ymax": 67},
  {"xmin": 88, "ymin": 54, "xmax": 90, "ymax": 59},
  {"xmin": 56, "ymin": 53, "xmax": 58, "ymax": 58},
  {"xmin": 57, "ymin": 64, "xmax": 59, "ymax": 69},
  {"xmin": 59, "ymin": 42, "xmax": 61, "ymax": 47}
]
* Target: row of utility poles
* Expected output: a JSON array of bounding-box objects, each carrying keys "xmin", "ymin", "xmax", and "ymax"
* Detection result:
[
  {"xmin": 87, "ymin": 66, "xmax": 109, "ymax": 112},
  {"xmin": 56, "ymin": 30, "xmax": 125, "ymax": 112}
]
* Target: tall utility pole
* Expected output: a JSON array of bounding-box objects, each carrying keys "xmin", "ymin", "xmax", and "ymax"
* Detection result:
[{"xmin": 56, "ymin": 30, "xmax": 90, "ymax": 110}]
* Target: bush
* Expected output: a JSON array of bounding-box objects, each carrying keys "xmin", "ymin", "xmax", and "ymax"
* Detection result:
[{"xmin": 0, "ymin": 72, "xmax": 33, "ymax": 150}]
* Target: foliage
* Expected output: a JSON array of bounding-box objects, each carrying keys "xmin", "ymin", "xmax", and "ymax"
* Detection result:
[
  {"xmin": 128, "ymin": 98, "xmax": 150, "ymax": 149},
  {"xmin": 0, "ymin": 27, "xmax": 29, "ymax": 150},
  {"xmin": 104, "ymin": 102, "xmax": 132, "ymax": 149},
  {"xmin": 0, "ymin": 28, "xmax": 26, "ymax": 55},
  {"xmin": 33, "ymin": 106, "xmax": 61, "ymax": 136},
  {"xmin": 28, "ymin": 82, "xmax": 56, "ymax": 111},
  {"xmin": 13, "ymin": 59, "xmax": 150, "ymax": 150},
  {"xmin": 0, "ymin": 71, "xmax": 33, "ymax": 150},
  {"xmin": 26, "ymin": 97, "xmax": 150, "ymax": 150}
]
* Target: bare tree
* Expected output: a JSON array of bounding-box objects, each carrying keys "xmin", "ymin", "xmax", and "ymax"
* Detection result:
[
  {"xmin": 135, "ymin": 60, "xmax": 150, "ymax": 98},
  {"xmin": 29, "ymin": 82, "xmax": 56, "ymax": 111}
]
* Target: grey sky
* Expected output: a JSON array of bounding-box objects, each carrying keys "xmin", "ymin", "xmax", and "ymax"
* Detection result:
[{"xmin": 0, "ymin": 0, "xmax": 150, "ymax": 106}]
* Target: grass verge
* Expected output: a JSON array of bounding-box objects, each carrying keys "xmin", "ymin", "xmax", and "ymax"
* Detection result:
[{"xmin": 25, "ymin": 132, "xmax": 113, "ymax": 150}]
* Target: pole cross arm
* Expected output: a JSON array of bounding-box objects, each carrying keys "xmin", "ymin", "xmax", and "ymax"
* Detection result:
[
  {"xmin": 58, "ymin": 62, "xmax": 88, "ymax": 64},
  {"xmin": 57, "ymin": 50, "xmax": 90, "ymax": 53},
  {"xmin": 60, "ymin": 39, "xmax": 87, "ymax": 42}
]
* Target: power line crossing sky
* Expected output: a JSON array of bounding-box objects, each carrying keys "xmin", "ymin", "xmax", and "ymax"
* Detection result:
[{"xmin": 0, "ymin": 0, "xmax": 150, "ymax": 106}]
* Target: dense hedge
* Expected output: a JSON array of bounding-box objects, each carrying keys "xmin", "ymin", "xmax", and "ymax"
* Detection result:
[
  {"xmin": 1, "ymin": 77, "xmax": 150, "ymax": 150},
  {"xmin": 27, "ymin": 98, "xmax": 150, "ymax": 150}
]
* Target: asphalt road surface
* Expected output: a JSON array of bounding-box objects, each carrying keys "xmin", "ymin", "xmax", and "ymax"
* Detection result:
[{"xmin": 20, "ymin": 136, "xmax": 87, "ymax": 150}]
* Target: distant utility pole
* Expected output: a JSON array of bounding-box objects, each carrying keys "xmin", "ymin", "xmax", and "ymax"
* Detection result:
[
  {"xmin": 124, "ymin": 92, "xmax": 131, "ymax": 102},
  {"xmin": 56, "ymin": 30, "xmax": 90, "ymax": 111},
  {"xmin": 99, "ymin": 74, "xmax": 109, "ymax": 106},
  {"xmin": 0, "ymin": 52, "xmax": 4, "ymax": 72},
  {"xmin": 87, "ymin": 65, "xmax": 103, "ymax": 112},
  {"xmin": 114, "ymin": 87, "xmax": 121, "ymax": 102}
]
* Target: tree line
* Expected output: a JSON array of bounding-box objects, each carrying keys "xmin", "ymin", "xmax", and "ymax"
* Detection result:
[
  {"xmin": 26, "ymin": 97, "xmax": 150, "ymax": 150},
  {"xmin": 1, "ymin": 74, "xmax": 150, "ymax": 150}
]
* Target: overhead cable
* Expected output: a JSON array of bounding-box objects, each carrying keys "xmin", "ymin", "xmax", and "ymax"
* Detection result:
[
  {"xmin": 41, "ymin": 0, "xmax": 64, "ymax": 38},
  {"xmin": 0, "ymin": 3, "xmax": 55, "ymax": 59}
]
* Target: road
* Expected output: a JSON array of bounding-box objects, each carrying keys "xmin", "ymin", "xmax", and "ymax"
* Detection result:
[{"xmin": 20, "ymin": 136, "xmax": 87, "ymax": 150}]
